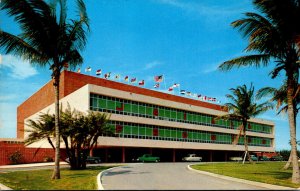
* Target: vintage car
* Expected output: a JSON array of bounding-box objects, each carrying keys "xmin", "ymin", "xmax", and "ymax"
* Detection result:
[
  {"xmin": 137, "ymin": 154, "xmax": 160, "ymax": 162},
  {"xmin": 65, "ymin": 156, "xmax": 101, "ymax": 164},
  {"xmin": 182, "ymin": 154, "xmax": 202, "ymax": 162}
]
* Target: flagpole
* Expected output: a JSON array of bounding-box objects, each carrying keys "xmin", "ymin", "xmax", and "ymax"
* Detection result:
[{"xmin": 163, "ymin": 74, "xmax": 167, "ymax": 90}]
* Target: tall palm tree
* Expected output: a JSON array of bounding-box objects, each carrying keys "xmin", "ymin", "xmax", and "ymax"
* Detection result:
[
  {"xmin": 0, "ymin": 0, "xmax": 89, "ymax": 179},
  {"xmin": 218, "ymin": 0, "xmax": 300, "ymax": 183},
  {"xmin": 218, "ymin": 84, "xmax": 272, "ymax": 163},
  {"xmin": 257, "ymin": 81, "xmax": 300, "ymax": 169}
]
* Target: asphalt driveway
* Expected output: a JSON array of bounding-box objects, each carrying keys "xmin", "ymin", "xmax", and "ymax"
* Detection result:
[{"xmin": 101, "ymin": 162, "xmax": 271, "ymax": 190}]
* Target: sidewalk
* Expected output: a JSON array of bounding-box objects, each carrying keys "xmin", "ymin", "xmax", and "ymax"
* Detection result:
[{"xmin": 0, "ymin": 161, "xmax": 68, "ymax": 169}]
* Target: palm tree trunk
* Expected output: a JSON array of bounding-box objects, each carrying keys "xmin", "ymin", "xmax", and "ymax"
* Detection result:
[
  {"xmin": 243, "ymin": 121, "xmax": 253, "ymax": 164},
  {"xmin": 52, "ymin": 75, "xmax": 61, "ymax": 179},
  {"xmin": 283, "ymin": 153, "xmax": 292, "ymax": 170},
  {"xmin": 283, "ymin": 105, "xmax": 297, "ymax": 170},
  {"xmin": 287, "ymin": 78, "xmax": 300, "ymax": 183}
]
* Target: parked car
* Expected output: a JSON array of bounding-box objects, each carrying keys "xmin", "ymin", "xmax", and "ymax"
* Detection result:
[
  {"xmin": 182, "ymin": 154, "xmax": 202, "ymax": 162},
  {"xmin": 259, "ymin": 156, "xmax": 270, "ymax": 161},
  {"xmin": 270, "ymin": 155, "xmax": 283, "ymax": 161},
  {"xmin": 229, "ymin": 157, "xmax": 243, "ymax": 162},
  {"xmin": 137, "ymin": 154, "xmax": 160, "ymax": 162},
  {"xmin": 86, "ymin": 156, "xmax": 101, "ymax": 164},
  {"xmin": 250, "ymin": 155, "xmax": 258, "ymax": 161},
  {"xmin": 65, "ymin": 156, "xmax": 101, "ymax": 164}
]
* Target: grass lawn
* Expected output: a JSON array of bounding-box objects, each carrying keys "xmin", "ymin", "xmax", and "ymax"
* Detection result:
[
  {"xmin": 0, "ymin": 165, "xmax": 116, "ymax": 190},
  {"xmin": 191, "ymin": 162, "xmax": 300, "ymax": 188}
]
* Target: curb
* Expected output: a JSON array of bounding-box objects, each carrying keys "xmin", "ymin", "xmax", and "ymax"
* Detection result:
[
  {"xmin": 0, "ymin": 183, "xmax": 12, "ymax": 190},
  {"xmin": 187, "ymin": 165, "xmax": 296, "ymax": 190},
  {"xmin": 97, "ymin": 166, "xmax": 123, "ymax": 190}
]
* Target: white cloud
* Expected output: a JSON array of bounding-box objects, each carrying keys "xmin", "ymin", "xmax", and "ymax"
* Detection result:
[
  {"xmin": 157, "ymin": 0, "xmax": 246, "ymax": 17},
  {"xmin": 0, "ymin": 54, "xmax": 38, "ymax": 79},
  {"xmin": 143, "ymin": 61, "xmax": 163, "ymax": 70},
  {"xmin": 0, "ymin": 94, "xmax": 18, "ymax": 101}
]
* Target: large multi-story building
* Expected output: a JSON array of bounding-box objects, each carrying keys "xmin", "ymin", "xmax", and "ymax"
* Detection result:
[{"xmin": 17, "ymin": 71, "xmax": 275, "ymax": 163}]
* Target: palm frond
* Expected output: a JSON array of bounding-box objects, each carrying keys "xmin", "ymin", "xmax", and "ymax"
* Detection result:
[{"xmin": 219, "ymin": 54, "xmax": 271, "ymax": 71}]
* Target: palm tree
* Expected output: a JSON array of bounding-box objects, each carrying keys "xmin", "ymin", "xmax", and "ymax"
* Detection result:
[
  {"xmin": 218, "ymin": 0, "xmax": 300, "ymax": 183},
  {"xmin": 25, "ymin": 104, "xmax": 113, "ymax": 170},
  {"xmin": 218, "ymin": 84, "xmax": 272, "ymax": 163},
  {"xmin": 257, "ymin": 81, "xmax": 300, "ymax": 169},
  {"xmin": 0, "ymin": 0, "xmax": 89, "ymax": 179}
]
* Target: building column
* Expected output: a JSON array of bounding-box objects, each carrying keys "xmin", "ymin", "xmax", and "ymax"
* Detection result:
[
  {"xmin": 105, "ymin": 148, "xmax": 108, "ymax": 163},
  {"xmin": 149, "ymin": 148, "xmax": 153, "ymax": 154},
  {"xmin": 173, "ymin": 149, "xmax": 176, "ymax": 162},
  {"xmin": 122, "ymin": 147, "xmax": 126, "ymax": 163},
  {"xmin": 89, "ymin": 148, "xmax": 93, "ymax": 157},
  {"xmin": 224, "ymin": 152, "xmax": 227, "ymax": 162},
  {"xmin": 209, "ymin": 151, "xmax": 213, "ymax": 162}
]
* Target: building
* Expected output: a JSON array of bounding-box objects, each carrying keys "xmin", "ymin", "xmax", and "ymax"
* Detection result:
[{"xmin": 15, "ymin": 70, "xmax": 275, "ymax": 163}]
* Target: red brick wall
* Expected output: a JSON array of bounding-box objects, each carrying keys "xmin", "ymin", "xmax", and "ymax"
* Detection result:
[{"xmin": 0, "ymin": 141, "xmax": 67, "ymax": 165}]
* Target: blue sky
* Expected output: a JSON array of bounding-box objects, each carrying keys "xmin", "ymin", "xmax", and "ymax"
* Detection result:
[{"xmin": 0, "ymin": 0, "xmax": 296, "ymax": 150}]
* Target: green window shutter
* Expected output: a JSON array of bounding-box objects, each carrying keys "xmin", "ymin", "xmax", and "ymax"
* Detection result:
[
  {"xmin": 171, "ymin": 110, "xmax": 176, "ymax": 119},
  {"xmin": 171, "ymin": 130, "xmax": 177, "ymax": 138},
  {"xmin": 146, "ymin": 106, "xmax": 153, "ymax": 116},
  {"xmin": 132, "ymin": 104, "xmax": 139, "ymax": 113},
  {"xmin": 188, "ymin": 132, "xmax": 193, "ymax": 139},
  {"xmin": 159, "ymin": 129, "xmax": 165, "ymax": 137},
  {"xmin": 177, "ymin": 112, "xmax": 183, "ymax": 120},
  {"xmin": 116, "ymin": 101, "xmax": 123, "ymax": 111},
  {"xmin": 98, "ymin": 98, "xmax": 106, "ymax": 109},
  {"xmin": 139, "ymin": 127, "xmax": 146, "ymax": 136},
  {"xmin": 124, "ymin": 125, "xmax": 131, "ymax": 134},
  {"xmin": 165, "ymin": 109, "xmax": 170, "ymax": 119},
  {"xmin": 165, "ymin": 129, "xmax": 170, "ymax": 138},
  {"xmin": 177, "ymin": 130, "xmax": 182, "ymax": 138},
  {"xmin": 159, "ymin": 108, "xmax": 164, "ymax": 117},
  {"xmin": 132, "ymin": 126, "xmax": 139, "ymax": 135},
  {"xmin": 124, "ymin": 103, "xmax": 131, "ymax": 112},
  {"xmin": 146, "ymin": 127, "xmax": 152, "ymax": 136},
  {"xmin": 107, "ymin": 100, "xmax": 115, "ymax": 110},
  {"xmin": 139, "ymin": 105, "xmax": 145, "ymax": 114}
]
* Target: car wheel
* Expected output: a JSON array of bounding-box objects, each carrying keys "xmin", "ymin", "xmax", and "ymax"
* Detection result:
[
  {"xmin": 155, "ymin": 159, "xmax": 158, "ymax": 163},
  {"xmin": 94, "ymin": 160, "xmax": 99, "ymax": 164}
]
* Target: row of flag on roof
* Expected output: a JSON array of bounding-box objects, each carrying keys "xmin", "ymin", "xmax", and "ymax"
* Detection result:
[{"xmin": 75, "ymin": 66, "xmax": 220, "ymax": 103}]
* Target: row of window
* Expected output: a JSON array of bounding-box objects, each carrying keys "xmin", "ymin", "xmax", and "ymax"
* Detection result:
[
  {"xmin": 103, "ymin": 121, "xmax": 271, "ymax": 147},
  {"xmin": 90, "ymin": 94, "xmax": 273, "ymax": 134}
]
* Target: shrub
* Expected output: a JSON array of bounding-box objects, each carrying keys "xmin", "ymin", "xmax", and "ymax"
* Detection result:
[
  {"xmin": 8, "ymin": 150, "xmax": 23, "ymax": 164},
  {"xmin": 43, "ymin": 156, "xmax": 53, "ymax": 162}
]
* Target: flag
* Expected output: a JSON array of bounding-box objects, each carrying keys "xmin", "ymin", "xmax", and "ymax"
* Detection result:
[
  {"xmin": 96, "ymin": 69, "xmax": 101, "ymax": 76},
  {"xmin": 173, "ymin": 83, "xmax": 180, "ymax": 88},
  {"xmin": 131, "ymin": 78, "xmax": 136, "ymax": 83},
  {"xmin": 115, "ymin": 74, "xmax": 120, "ymax": 80},
  {"xmin": 212, "ymin": 97, "xmax": 216, "ymax": 102},
  {"xmin": 168, "ymin": 86, "xmax": 173, "ymax": 91},
  {"xmin": 186, "ymin": 92, "xmax": 191, "ymax": 96},
  {"xmin": 77, "ymin": 68, "xmax": 81, "ymax": 73},
  {"xmin": 104, "ymin": 72, "xmax": 111, "ymax": 79},
  {"xmin": 85, "ymin": 66, "xmax": 91, "ymax": 72},
  {"xmin": 197, "ymin": 94, "xmax": 202, "ymax": 99},
  {"xmin": 154, "ymin": 83, "xmax": 159, "ymax": 88},
  {"xmin": 154, "ymin": 75, "xmax": 163, "ymax": 82},
  {"xmin": 138, "ymin": 80, "xmax": 145, "ymax": 86},
  {"xmin": 180, "ymin": 90, "xmax": 186, "ymax": 94},
  {"xmin": 203, "ymin": 96, "xmax": 207, "ymax": 101},
  {"xmin": 124, "ymin": 76, "xmax": 129, "ymax": 81}
]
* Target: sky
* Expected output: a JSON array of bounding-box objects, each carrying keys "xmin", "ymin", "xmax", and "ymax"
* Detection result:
[{"xmin": 0, "ymin": 0, "xmax": 297, "ymax": 150}]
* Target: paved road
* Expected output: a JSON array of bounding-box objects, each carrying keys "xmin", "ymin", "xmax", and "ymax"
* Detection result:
[{"xmin": 101, "ymin": 162, "xmax": 269, "ymax": 190}]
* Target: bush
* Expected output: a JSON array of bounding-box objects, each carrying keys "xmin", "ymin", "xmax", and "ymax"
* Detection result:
[
  {"xmin": 8, "ymin": 150, "xmax": 23, "ymax": 164},
  {"xmin": 43, "ymin": 156, "xmax": 53, "ymax": 162}
]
